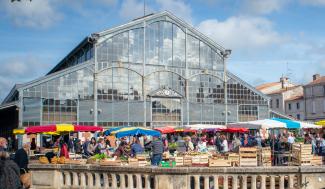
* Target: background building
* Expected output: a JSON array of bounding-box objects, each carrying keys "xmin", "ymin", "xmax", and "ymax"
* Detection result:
[
  {"xmin": 256, "ymin": 77, "xmax": 303, "ymax": 117},
  {"xmin": 0, "ymin": 12, "xmax": 269, "ymax": 138},
  {"xmin": 285, "ymin": 95, "xmax": 304, "ymax": 120},
  {"xmin": 304, "ymin": 74, "xmax": 325, "ymax": 121}
]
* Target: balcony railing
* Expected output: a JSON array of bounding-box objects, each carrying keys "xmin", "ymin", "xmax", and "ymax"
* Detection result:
[{"xmin": 29, "ymin": 164, "xmax": 325, "ymax": 189}]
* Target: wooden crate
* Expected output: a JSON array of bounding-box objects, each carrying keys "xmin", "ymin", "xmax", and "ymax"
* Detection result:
[
  {"xmin": 257, "ymin": 147, "xmax": 272, "ymax": 166},
  {"xmin": 100, "ymin": 159, "xmax": 121, "ymax": 166},
  {"xmin": 170, "ymin": 157, "xmax": 184, "ymax": 166},
  {"xmin": 228, "ymin": 153, "xmax": 240, "ymax": 167},
  {"xmin": 136, "ymin": 154, "xmax": 150, "ymax": 161},
  {"xmin": 311, "ymin": 156, "xmax": 323, "ymax": 166},
  {"xmin": 291, "ymin": 144, "xmax": 313, "ymax": 166},
  {"xmin": 183, "ymin": 156, "xmax": 192, "ymax": 166},
  {"xmin": 128, "ymin": 158, "xmax": 139, "ymax": 166},
  {"xmin": 192, "ymin": 155, "xmax": 209, "ymax": 166},
  {"xmin": 209, "ymin": 158, "xmax": 231, "ymax": 167},
  {"xmin": 138, "ymin": 160, "xmax": 148, "ymax": 166},
  {"xmin": 239, "ymin": 147, "xmax": 257, "ymax": 167}
]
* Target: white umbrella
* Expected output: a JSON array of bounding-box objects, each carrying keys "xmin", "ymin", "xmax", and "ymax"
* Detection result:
[
  {"xmin": 227, "ymin": 119, "xmax": 286, "ymax": 130},
  {"xmin": 298, "ymin": 121, "xmax": 322, "ymax": 129},
  {"xmin": 184, "ymin": 124, "xmax": 226, "ymax": 130}
]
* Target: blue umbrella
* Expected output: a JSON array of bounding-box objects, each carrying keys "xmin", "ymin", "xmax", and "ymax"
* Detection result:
[
  {"xmin": 111, "ymin": 127, "xmax": 161, "ymax": 138},
  {"xmin": 272, "ymin": 118, "xmax": 300, "ymax": 129},
  {"xmin": 103, "ymin": 126, "xmax": 129, "ymax": 136}
]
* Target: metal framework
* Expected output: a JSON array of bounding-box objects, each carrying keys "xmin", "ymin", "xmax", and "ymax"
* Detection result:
[{"xmin": 2, "ymin": 11, "xmax": 270, "ymax": 128}]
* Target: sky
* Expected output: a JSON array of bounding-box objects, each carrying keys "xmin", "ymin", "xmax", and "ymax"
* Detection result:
[{"xmin": 1, "ymin": 0, "xmax": 325, "ymax": 100}]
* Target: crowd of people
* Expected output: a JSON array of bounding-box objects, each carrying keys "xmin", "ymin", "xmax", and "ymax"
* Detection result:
[{"xmin": 0, "ymin": 130, "xmax": 324, "ymax": 188}]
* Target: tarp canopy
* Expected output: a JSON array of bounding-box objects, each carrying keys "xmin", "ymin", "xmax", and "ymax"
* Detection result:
[
  {"xmin": 227, "ymin": 119, "xmax": 286, "ymax": 130},
  {"xmin": 110, "ymin": 127, "xmax": 161, "ymax": 138}
]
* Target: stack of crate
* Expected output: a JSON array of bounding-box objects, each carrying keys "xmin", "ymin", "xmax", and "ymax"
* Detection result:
[
  {"xmin": 239, "ymin": 147, "xmax": 257, "ymax": 167},
  {"xmin": 257, "ymin": 147, "xmax": 272, "ymax": 166},
  {"xmin": 291, "ymin": 144, "xmax": 312, "ymax": 166}
]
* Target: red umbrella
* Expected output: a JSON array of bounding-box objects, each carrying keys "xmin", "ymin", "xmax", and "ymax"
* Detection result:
[
  {"xmin": 25, "ymin": 124, "xmax": 103, "ymax": 134},
  {"xmin": 74, "ymin": 125, "xmax": 103, "ymax": 132},
  {"xmin": 155, "ymin": 127, "xmax": 175, "ymax": 134},
  {"xmin": 220, "ymin": 128, "xmax": 248, "ymax": 133}
]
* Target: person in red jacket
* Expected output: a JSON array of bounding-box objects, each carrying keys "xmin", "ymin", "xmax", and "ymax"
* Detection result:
[{"xmin": 59, "ymin": 140, "xmax": 69, "ymax": 159}]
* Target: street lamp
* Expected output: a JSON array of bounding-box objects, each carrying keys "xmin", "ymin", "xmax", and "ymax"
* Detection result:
[{"xmin": 221, "ymin": 49, "xmax": 232, "ymax": 124}]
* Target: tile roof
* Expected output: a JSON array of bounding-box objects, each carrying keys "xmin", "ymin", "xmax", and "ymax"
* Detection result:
[
  {"xmin": 255, "ymin": 82, "xmax": 279, "ymax": 90},
  {"xmin": 306, "ymin": 76, "xmax": 325, "ymax": 86},
  {"xmin": 285, "ymin": 95, "xmax": 304, "ymax": 102},
  {"xmin": 267, "ymin": 85, "xmax": 302, "ymax": 95}
]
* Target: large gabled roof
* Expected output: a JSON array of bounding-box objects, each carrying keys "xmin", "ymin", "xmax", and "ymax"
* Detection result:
[{"xmin": 96, "ymin": 11, "xmax": 226, "ymax": 53}]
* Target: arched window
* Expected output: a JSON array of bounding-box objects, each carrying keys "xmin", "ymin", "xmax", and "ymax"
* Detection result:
[{"xmin": 145, "ymin": 71, "xmax": 185, "ymax": 97}]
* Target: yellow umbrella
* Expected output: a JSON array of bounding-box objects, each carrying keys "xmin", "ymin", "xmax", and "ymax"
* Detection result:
[
  {"xmin": 13, "ymin": 128, "xmax": 25, "ymax": 135},
  {"xmin": 315, "ymin": 120, "xmax": 325, "ymax": 126}
]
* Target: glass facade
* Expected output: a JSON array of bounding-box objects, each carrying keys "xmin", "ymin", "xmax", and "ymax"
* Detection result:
[{"xmin": 18, "ymin": 13, "xmax": 269, "ymax": 127}]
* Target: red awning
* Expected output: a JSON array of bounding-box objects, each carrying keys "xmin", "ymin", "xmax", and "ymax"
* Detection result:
[
  {"xmin": 25, "ymin": 125, "xmax": 57, "ymax": 134},
  {"xmin": 74, "ymin": 125, "xmax": 103, "ymax": 132},
  {"xmin": 220, "ymin": 128, "xmax": 249, "ymax": 133},
  {"xmin": 155, "ymin": 127, "xmax": 175, "ymax": 134}
]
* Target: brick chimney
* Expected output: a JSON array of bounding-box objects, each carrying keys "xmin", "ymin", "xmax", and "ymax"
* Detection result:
[
  {"xmin": 280, "ymin": 76, "xmax": 289, "ymax": 89},
  {"xmin": 313, "ymin": 74, "xmax": 320, "ymax": 81}
]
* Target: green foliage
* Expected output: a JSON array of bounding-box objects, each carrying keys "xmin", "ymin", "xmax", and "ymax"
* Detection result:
[{"xmin": 93, "ymin": 153, "xmax": 107, "ymax": 160}]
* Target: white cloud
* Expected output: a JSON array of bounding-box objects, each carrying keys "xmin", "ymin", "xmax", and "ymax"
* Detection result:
[
  {"xmin": 119, "ymin": 0, "xmax": 151, "ymax": 21},
  {"xmin": 156, "ymin": 0, "xmax": 192, "ymax": 23},
  {"xmin": 242, "ymin": 0, "xmax": 290, "ymax": 15},
  {"xmin": 197, "ymin": 16, "xmax": 283, "ymax": 50},
  {"xmin": 0, "ymin": 55, "xmax": 51, "ymax": 100},
  {"xmin": 0, "ymin": 0, "xmax": 62, "ymax": 29},
  {"xmin": 300, "ymin": 0, "xmax": 325, "ymax": 6}
]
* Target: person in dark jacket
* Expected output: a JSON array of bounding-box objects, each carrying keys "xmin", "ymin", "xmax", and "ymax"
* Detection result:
[
  {"xmin": 0, "ymin": 148, "xmax": 22, "ymax": 189},
  {"xmin": 147, "ymin": 136, "xmax": 164, "ymax": 166},
  {"xmin": 14, "ymin": 143, "xmax": 30, "ymax": 174}
]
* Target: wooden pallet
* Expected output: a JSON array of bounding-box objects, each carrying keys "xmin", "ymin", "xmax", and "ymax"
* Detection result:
[{"xmin": 239, "ymin": 147, "xmax": 257, "ymax": 167}]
